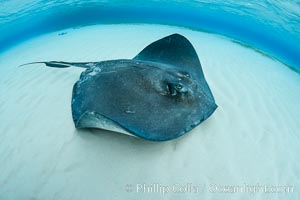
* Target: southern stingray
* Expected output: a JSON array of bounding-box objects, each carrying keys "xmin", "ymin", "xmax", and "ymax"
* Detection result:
[{"xmin": 22, "ymin": 34, "xmax": 217, "ymax": 141}]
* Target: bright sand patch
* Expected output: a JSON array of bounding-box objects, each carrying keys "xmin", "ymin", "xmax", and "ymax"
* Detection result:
[{"xmin": 0, "ymin": 25, "xmax": 299, "ymax": 200}]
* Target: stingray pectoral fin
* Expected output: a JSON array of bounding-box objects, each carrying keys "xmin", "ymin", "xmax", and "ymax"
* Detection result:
[
  {"xmin": 19, "ymin": 61, "xmax": 96, "ymax": 68},
  {"xmin": 74, "ymin": 111, "xmax": 137, "ymax": 137},
  {"xmin": 133, "ymin": 33, "xmax": 203, "ymax": 75}
]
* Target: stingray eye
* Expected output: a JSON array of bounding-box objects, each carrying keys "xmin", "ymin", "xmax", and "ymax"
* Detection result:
[
  {"xmin": 183, "ymin": 73, "xmax": 190, "ymax": 78},
  {"xmin": 178, "ymin": 71, "xmax": 190, "ymax": 78},
  {"xmin": 176, "ymin": 84, "xmax": 183, "ymax": 90},
  {"xmin": 166, "ymin": 82, "xmax": 188, "ymax": 96},
  {"xmin": 176, "ymin": 83, "xmax": 188, "ymax": 93}
]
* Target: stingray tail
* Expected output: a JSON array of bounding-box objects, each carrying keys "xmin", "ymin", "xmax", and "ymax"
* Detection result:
[{"xmin": 19, "ymin": 61, "xmax": 94, "ymax": 68}]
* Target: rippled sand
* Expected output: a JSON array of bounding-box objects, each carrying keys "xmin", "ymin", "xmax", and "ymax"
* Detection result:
[{"xmin": 0, "ymin": 24, "xmax": 299, "ymax": 200}]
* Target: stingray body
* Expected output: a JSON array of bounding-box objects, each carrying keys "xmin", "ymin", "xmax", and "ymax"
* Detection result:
[{"xmin": 24, "ymin": 34, "xmax": 217, "ymax": 141}]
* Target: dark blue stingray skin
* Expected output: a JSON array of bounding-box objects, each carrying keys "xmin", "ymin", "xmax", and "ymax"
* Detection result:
[{"xmin": 24, "ymin": 34, "xmax": 217, "ymax": 141}]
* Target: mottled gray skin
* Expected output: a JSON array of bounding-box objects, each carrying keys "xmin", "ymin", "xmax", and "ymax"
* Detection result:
[{"xmin": 22, "ymin": 34, "xmax": 217, "ymax": 141}]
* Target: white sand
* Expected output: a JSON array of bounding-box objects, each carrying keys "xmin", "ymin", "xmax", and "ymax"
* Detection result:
[{"xmin": 0, "ymin": 24, "xmax": 299, "ymax": 200}]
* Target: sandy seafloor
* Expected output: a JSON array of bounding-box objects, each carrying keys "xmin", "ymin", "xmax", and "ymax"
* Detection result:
[{"xmin": 0, "ymin": 24, "xmax": 299, "ymax": 200}]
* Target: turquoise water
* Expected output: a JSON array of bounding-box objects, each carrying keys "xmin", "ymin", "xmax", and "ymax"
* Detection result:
[
  {"xmin": 0, "ymin": 0, "xmax": 299, "ymax": 71},
  {"xmin": 1, "ymin": 2, "xmax": 300, "ymax": 199}
]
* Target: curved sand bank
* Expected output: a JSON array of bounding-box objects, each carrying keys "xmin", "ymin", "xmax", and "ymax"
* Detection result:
[{"xmin": 0, "ymin": 25, "xmax": 299, "ymax": 199}]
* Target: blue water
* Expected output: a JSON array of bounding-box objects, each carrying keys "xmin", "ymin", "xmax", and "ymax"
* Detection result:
[{"xmin": 0, "ymin": 0, "xmax": 299, "ymax": 71}]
